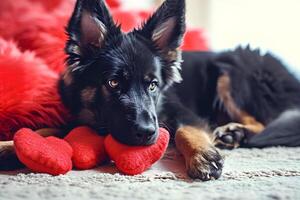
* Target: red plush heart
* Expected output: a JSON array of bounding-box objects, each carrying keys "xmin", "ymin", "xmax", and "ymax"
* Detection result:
[
  {"xmin": 14, "ymin": 128, "xmax": 73, "ymax": 175},
  {"xmin": 64, "ymin": 126, "xmax": 107, "ymax": 170},
  {"xmin": 104, "ymin": 128, "xmax": 170, "ymax": 175}
]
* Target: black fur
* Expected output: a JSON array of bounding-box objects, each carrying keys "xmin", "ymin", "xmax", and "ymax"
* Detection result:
[
  {"xmin": 176, "ymin": 48, "xmax": 300, "ymax": 148},
  {"xmin": 0, "ymin": 152, "xmax": 23, "ymax": 171}
]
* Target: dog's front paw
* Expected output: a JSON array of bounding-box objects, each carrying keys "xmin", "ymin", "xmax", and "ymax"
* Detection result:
[
  {"xmin": 186, "ymin": 146, "xmax": 224, "ymax": 181},
  {"xmin": 213, "ymin": 123, "xmax": 246, "ymax": 149}
]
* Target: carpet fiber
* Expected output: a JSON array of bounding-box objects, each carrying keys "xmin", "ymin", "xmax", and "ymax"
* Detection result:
[{"xmin": 1, "ymin": 147, "xmax": 300, "ymax": 200}]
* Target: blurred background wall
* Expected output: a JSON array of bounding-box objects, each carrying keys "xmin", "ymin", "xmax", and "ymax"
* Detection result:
[{"xmin": 124, "ymin": 0, "xmax": 300, "ymax": 72}]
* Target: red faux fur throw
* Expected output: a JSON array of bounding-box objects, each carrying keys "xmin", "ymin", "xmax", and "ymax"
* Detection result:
[
  {"xmin": 0, "ymin": 38, "xmax": 70, "ymax": 141},
  {"xmin": 0, "ymin": 0, "xmax": 209, "ymax": 141}
]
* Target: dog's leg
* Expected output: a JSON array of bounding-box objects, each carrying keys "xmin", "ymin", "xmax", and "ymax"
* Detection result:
[
  {"xmin": 213, "ymin": 73, "xmax": 265, "ymax": 149},
  {"xmin": 160, "ymin": 99, "xmax": 224, "ymax": 180},
  {"xmin": 175, "ymin": 125, "xmax": 223, "ymax": 180},
  {"xmin": 0, "ymin": 128, "xmax": 64, "ymax": 170}
]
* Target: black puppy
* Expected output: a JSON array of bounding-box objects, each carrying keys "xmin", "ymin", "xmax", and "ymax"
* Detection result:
[
  {"xmin": 60, "ymin": 0, "xmax": 186, "ymax": 146},
  {"xmin": 59, "ymin": 0, "xmax": 300, "ymax": 181}
]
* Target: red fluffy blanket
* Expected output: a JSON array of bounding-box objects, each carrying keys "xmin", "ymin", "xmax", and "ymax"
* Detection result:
[{"xmin": 0, "ymin": 0, "xmax": 209, "ymax": 141}]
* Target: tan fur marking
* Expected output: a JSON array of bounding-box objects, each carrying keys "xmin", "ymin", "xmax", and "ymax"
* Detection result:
[
  {"xmin": 217, "ymin": 74, "xmax": 265, "ymax": 134},
  {"xmin": 175, "ymin": 126, "xmax": 212, "ymax": 158},
  {"xmin": 0, "ymin": 140, "xmax": 15, "ymax": 162},
  {"xmin": 175, "ymin": 126, "xmax": 223, "ymax": 179},
  {"xmin": 166, "ymin": 48, "xmax": 180, "ymax": 62},
  {"xmin": 217, "ymin": 75, "xmax": 240, "ymax": 118},
  {"xmin": 0, "ymin": 141, "xmax": 14, "ymax": 151},
  {"xmin": 81, "ymin": 87, "xmax": 97, "ymax": 104},
  {"xmin": 240, "ymin": 112, "xmax": 265, "ymax": 133}
]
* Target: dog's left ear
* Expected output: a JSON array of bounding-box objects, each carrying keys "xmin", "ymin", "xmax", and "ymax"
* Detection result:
[
  {"xmin": 138, "ymin": 0, "xmax": 186, "ymax": 51},
  {"xmin": 65, "ymin": 0, "xmax": 120, "ymax": 65}
]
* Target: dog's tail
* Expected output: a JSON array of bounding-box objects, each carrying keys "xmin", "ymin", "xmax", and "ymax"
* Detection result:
[{"xmin": 245, "ymin": 109, "xmax": 300, "ymax": 148}]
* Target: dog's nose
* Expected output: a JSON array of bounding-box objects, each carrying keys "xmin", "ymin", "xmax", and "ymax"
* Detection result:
[{"xmin": 135, "ymin": 124, "xmax": 157, "ymax": 144}]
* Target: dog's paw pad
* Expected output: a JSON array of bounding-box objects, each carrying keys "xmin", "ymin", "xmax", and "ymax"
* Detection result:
[{"xmin": 213, "ymin": 123, "xmax": 245, "ymax": 149}]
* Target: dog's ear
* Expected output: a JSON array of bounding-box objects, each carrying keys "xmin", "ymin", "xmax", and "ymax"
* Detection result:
[
  {"xmin": 137, "ymin": 0, "xmax": 186, "ymax": 86},
  {"xmin": 65, "ymin": 0, "xmax": 120, "ymax": 64},
  {"xmin": 138, "ymin": 0, "xmax": 186, "ymax": 51}
]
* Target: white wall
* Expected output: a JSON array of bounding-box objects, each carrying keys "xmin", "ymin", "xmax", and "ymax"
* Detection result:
[
  {"xmin": 120, "ymin": 0, "xmax": 155, "ymax": 9},
  {"xmin": 187, "ymin": 0, "xmax": 300, "ymax": 71}
]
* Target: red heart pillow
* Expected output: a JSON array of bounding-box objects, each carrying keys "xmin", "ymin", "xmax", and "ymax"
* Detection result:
[
  {"xmin": 104, "ymin": 128, "xmax": 170, "ymax": 175},
  {"xmin": 14, "ymin": 128, "xmax": 73, "ymax": 175},
  {"xmin": 64, "ymin": 126, "xmax": 107, "ymax": 170},
  {"xmin": 14, "ymin": 127, "xmax": 170, "ymax": 176}
]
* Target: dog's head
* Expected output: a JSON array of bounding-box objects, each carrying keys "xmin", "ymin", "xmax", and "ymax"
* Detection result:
[{"xmin": 60, "ymin": 0, "xmax": 186, "ymax": 145}]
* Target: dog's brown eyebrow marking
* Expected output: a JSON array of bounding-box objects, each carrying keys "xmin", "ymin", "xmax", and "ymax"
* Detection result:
[
  {"xmin": 144, "ymin": 72, "xmax": 161, "ymax": 83},
  {"xmin": 217, "ymin": 73, "xmax": 265, "ymax": 134},
  {"xmin": 144, "ymin": 75, "xmax": 152, "ymax": 82}
]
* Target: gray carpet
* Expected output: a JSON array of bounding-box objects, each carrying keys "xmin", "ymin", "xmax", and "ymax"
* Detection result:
[{"xmin": 1, "ymin": 147, "xmax": 300, "ymax": 200}]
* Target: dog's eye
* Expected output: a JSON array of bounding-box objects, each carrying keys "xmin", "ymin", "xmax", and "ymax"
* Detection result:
[
  {"xmin": 108, "ymin": 79, "xmax": 119, "ymax": 89},
  {"xmin": 149, "ymin": 80, "xmax": 158, "ymax": 92}
]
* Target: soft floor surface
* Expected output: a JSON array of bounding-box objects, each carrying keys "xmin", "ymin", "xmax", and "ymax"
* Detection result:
[{"xmin": 1, "ymin": 147, "xmax": 300, "ymax": 200}]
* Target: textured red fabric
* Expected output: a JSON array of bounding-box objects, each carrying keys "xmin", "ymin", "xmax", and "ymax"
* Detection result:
[
  {"xmin": 138, "ymin": 10, "xmax": 152, "ymax": 21},
  {"xmin": 28, "ymin": 0, "xmax": 66, "ymax": 11},
  {"xmin": 111, "ymin": 9, "xmax": 152, "ymax": 33},
  {"xmin": 0, "ymin": 38, "xmax": 71, "ymax": 141},
  {"xmin": 13, "ymin": 6, "xmax": 71, "ymax": 73},
  {"xmin": 106, "ymin": 0, "xmax": 121, "ymax": 9},
  {"xmin": 112, "ymin": 9, "xmax": 142, "ymax": 32},
  {"xmin": 0, "ymin": 0, "xmax": 45, "ymax": 40},
  {"xmin": 64, "ymin": 126, "xmax": 108, "ymax": 170},
  {"xmin": 0, "ymin": 0, "xmax": 71, "ymax": 73},
  {"xmin": 104, "ymin": 128, "xmax": 170, "ymax": 175},
  {"xmin": 14, "ymin": 128, "xmax": 73, "ymax": 175},
  {"xmin": 182, "ymin": 28, "xmax": 210, "ymax": 51}
]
